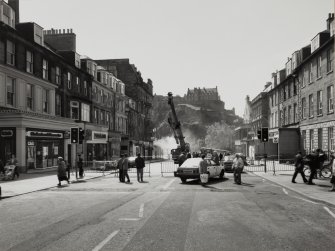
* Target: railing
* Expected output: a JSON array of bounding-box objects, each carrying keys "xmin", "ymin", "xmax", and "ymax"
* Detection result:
[
  {"xmin": 245, "ymin": 157, "xmax": 296, "ymax": 173},
  {"xmin": 160, "ymin": 161, "xmax": 178, "ymax": 176}
]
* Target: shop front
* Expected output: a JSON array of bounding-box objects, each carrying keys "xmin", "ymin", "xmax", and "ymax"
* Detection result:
[
  {"xmin": 26, "ymin": 128, "xmax": 65, "ymax": 169},
  {"xmin": 0, "ymin": 127, "xmax": 16, "ymax": 163},
  {"xmin": 86, "ymin": 131, "xmax": 108, "ymax": 161}
]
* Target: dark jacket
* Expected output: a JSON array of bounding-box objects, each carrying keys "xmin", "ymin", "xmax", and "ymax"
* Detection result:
[
  {"xmin": 294, "ymin": 153, "xmax": 304, "ymax": 169},
  {"xmin": 57, "ymin": 160, "xmax": 67, "ymax": 177},
  {"xmin": 135, "ymin": 157, "xmax": 145, "ymax": 169}
]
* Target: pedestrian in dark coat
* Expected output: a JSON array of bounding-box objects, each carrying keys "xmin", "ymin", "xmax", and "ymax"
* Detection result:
[
  {"xmin": 306, "ymin": 149, "xmax": 326, "ymax": 185},
  {"xmin": 78, "ymin": 155, "xmax": 84, "ymax": 178},
  {"xmin": 135, "ymin": 153, "xmax": 145, "ymax": 182},
  {"xmin": 117, "ymin": 154, "xmax": 125, "ymax": 182},
  {"xmin": 57, "ymin": 157, "xmax": 69, "ymax": 186},
  {"xmin": 123, "ymin": 154, "xmax": 130, "ymax": 183},
  {"xmin": 292, "ymin": 151, "xmax": 308, "ymax": 183}
]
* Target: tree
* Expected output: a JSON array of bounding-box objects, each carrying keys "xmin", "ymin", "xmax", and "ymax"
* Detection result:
[{"xmin": 204, "ymin": 122, "xmax": 234, "ymax": 150}]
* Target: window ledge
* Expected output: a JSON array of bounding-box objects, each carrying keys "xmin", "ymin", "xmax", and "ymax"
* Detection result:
[
  {"xmin": 316, "ymin": 76, "xmax": 322, "ymax": 81},
  {"xmin": 327, "ymin": 111, "xmax": 334, "ymax": 115},
  {"xmin": 317, "ymin": 113, "xmax": 323, "ymax": 117},
  {"xmin": 327, "ymin": 70, "xmax": 333, "ymax": 75},
  {"xmin": 309, "ymin": 116, "xmax": 314, "ymax": 119}
]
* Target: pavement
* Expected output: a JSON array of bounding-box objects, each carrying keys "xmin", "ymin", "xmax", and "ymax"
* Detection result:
[
  {"xmin": 0, "ymin": 169, "xmax": 116, "ymax": 198},
  {"xmin": 1, "ymin": 165, "xmax": 334, "ymax": 207},
  {"xmin": 248, "ymin": 170, "xmax": 335, "ymax": 206}
]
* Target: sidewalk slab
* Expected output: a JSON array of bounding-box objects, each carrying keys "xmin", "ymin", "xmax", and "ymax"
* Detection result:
[
  {"xmin": 0, "ymin": 171, "xmax": 113, "ymax": 198},
  {"xmin": 250, "ymin": 170, "xmax": 335, "ymax": 207}
]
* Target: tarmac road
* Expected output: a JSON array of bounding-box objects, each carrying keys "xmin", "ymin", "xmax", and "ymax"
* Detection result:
[{"xmin": 0, "ymin": 167, "xmax": 334, "ymax": 251}]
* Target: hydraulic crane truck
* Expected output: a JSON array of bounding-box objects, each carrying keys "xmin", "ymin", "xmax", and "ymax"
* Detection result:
[{"xmin": 167, "ymin": 92, "xmax": 190, "ymax": 163}]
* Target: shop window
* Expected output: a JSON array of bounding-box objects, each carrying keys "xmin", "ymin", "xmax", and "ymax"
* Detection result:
[
  {"xmin": 6, "ymin": 76, "xmax": 15, "ymax": 106},
  {"xmin": 70, "ymin": 101, "xmax": 79, "ymax": 120}
]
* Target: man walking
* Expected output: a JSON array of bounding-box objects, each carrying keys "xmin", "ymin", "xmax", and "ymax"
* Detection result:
[
  {"xmin": 135, "ymin": 153, "xmax": 145, "ymax": 182},
  {"xmin": 292, "ymin": 151, "xmax": 308, "ymax": 183},
  {"xmin": 123, "ymin": 154, "xmax": 130, "ymax": 183},
  {"xmin": 117, "ymin": 154, "xmax": 125, "ymax": 182}
]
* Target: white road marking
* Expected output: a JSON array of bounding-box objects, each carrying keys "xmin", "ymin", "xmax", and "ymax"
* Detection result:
[
  {"xmin": 293, "ymin": 196, "xmax": 319, "ymax": 205},
  {"xmin": 118, "ymin": 218, "xmax": 140, "ymax": 221},
  {"xmin": 324, "ymin": 207, "xmax": 335, "ymax": 219},
  {"xmin": 92, "ymin": 230, "xmax": 119, "ymax": 251},
  {"xmin": 139, "ymin": 203, "xmax": 144, "ymax": 218},
  {"xmin": 282, "ymin": 188, "xmax": 288, "ymax": 195},
  {"xmin": 162, "ymin": 178, "xmax": 175, "ymax": 190}
]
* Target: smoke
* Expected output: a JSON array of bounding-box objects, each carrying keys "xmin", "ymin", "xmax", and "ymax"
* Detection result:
[
  {"xmin": 154, "ymin": 136, "xmax": 178, "ymax": 158},
  {"xmin": 183, "ymin": 129, "xmax": 201, "ymax": 152}
]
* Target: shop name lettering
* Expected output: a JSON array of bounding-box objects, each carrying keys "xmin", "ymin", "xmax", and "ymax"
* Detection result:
[
  {"xmin": 27, "ymin": 131, "xmax": 63, "ymax": 138},
  {"xmin": 94, "ymin": 133, "xmax": 107, "ymax": 140},
  {"xmin": 1, "ymin": 130, "xmax": 13, "ymax": 137}
]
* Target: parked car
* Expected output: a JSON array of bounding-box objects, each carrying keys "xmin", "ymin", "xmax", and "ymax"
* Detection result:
[
  {"xmin": 174, "ymin": 157, "xmax": 225, "ymax": 183},
  {"xmin": 127, "ymin": 156, "xmax": 137, "ymax": 168}
]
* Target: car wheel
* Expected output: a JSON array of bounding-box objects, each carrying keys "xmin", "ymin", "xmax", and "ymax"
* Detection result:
[
  {"xmin": 180, "ymin": 178, "xmax": 187, "ymax": 183},
  {"xmin": 219, "ymin": 170, "xmax": 225, "ymax": 179}
]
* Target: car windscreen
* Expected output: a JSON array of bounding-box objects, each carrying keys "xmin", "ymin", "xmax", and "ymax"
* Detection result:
[{"xmin": 180, "ymin": 158, "xmax": 201, "ymax": 168}]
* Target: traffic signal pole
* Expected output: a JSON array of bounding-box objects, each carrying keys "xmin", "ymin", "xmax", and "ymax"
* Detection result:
[{"xmin": 264, "ymin": 142, "xmax": 267, "ymax": 173}]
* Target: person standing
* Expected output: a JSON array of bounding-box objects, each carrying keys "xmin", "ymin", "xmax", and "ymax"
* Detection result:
[
  {"xmin": 291, "ymin": 151, "xmax": 308, "ymax": 183},
  {"xmin": 329, "ymin": 151, "xmax": 335, "ymax": 192},
  {"xmin": 232, "ymin": 153, "xmax": 244, "ymax": 185},
  {"xmin": 117, "ymin": 154, "xmax": 125, "ymax": 182},
  {"xmin": 123, "ymin": 154, "xmax": 130, "ymax": 183},
  {"xmin": 8, "ymin": 154, "xmax": 19, "ymax": 179},
  {"xmin": 57, "ymin": 156, "xmax": 69, "ymax": 186},
  {"xmin": 135, "ymin": 153, "xmax": 145, "ymax": 182},
  {"xmin": 199, "ymin": 154, "xmax": 208, "ymax": 174},
  {"xmin": 78, "ymin": 155, "xmax": 84, "ymax": 178}
]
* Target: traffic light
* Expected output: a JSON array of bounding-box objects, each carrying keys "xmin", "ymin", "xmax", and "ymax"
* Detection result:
[
  {"xmin": 261, "ymin": 127, "xmax": 269, "ymax": 142},
  {"xmin": 71, "ymin": 127, "xmax": 79, "ymax": 144},
  {"xmin": 257, "ymin": 130, "xmax": 261, "ymax": 139},
  {"xmin": 78, "ymin": 128, "xmax": 85, "ymax": 144}
]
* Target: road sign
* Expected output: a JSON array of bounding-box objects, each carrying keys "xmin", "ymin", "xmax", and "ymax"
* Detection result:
[{"xmin": 273, "ymin": 137, "xmax": 279, "ymax": 143}]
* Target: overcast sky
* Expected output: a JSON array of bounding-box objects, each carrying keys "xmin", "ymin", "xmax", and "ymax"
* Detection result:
[{"xmin": 20, "ymin": 0, "xmax": 333, "ymax": 116}]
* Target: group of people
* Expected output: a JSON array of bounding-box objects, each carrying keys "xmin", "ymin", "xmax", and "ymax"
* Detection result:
[
  {"xmin": 292, "ymin": 149, "xmax": 335, "ymax": 191},
  {"xmin": 198, "ymin": 151, "xmax": 245, "ymax": 185},
  {"xmin": 117, "ymin": 153, "xmax": 146, "ymax": 183},
  {"xmin": 0, "ymin": 154, "xmax": 19, "ymax": 179}
]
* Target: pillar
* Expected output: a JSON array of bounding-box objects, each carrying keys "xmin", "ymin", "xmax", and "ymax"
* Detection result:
[{"xmin": 16, "ymin": 127, "xmax": 26, "ymax": 172}]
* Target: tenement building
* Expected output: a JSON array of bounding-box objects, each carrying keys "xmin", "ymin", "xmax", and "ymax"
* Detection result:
[
  {"xmin": 240, "ymin": 13, "xmax": 334, "ymax": 159},
  {"xmin": 0, "ymin": 1, "xmax": 85, "ymax": 170},
  {"xmin": 95, "ymin": 59, "xmax": 154, "ymax": 158}
]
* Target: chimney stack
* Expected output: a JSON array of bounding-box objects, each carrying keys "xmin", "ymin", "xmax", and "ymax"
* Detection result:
[{"xmin": 8, "ymin": 0, "xmax": 19, "ymax": 24}]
